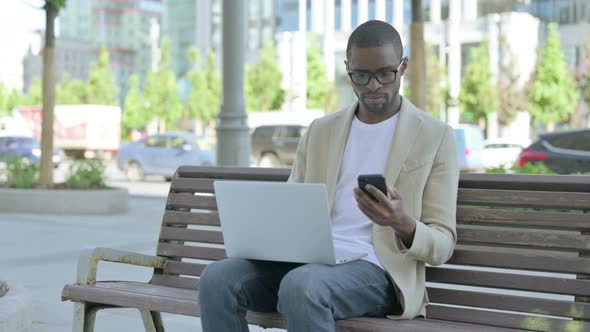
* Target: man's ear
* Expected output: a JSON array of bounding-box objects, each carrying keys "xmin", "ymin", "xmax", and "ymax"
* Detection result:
[{"xmin": 400, "ymin": 57, "xmax": 408, "ymax": 76}]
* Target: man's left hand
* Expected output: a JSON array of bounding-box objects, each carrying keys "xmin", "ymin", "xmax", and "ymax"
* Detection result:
[{"xmin": 353, "ymin": 185, "xmax": 416, "ymax": 247}]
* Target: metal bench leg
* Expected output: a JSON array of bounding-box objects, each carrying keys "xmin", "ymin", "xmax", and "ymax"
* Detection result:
[
  {"xmin": 72, "ymin": 303, "xmax": 99, "ymax": 332},
  {"xmin": 140, "ymin": 310, "xmax": 165, "ymax": 332}
]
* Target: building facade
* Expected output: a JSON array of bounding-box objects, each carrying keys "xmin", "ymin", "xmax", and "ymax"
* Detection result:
[
  {"xmin": 23, "ymin": 34, "xmax": 94, "ymax": 93},
  {"xmin": 59, "ymin": 0, "xmax": 165, "ymax": 101}
]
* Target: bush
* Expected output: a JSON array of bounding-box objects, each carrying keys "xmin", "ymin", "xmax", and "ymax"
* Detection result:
[
  {"xmin": 3, "ymin": 156, "xmax": 38, "ymax": 189},
  {"xmin": 485, "ymin": 162, "xmax": 556, "ymax": 175},
  {"xmin": 66, "ymin": 159, "xmax": 107, "ymax": 189}
]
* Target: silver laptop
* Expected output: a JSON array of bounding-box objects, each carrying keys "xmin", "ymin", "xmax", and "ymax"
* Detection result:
[{"xmin": 213, "ymin": 180, "xmax": 367, "ymax": 265}]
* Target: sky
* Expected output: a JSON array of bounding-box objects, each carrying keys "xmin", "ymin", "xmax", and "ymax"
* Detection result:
[{"xmin": 0, "ymin": 0, "xmax": 46, "ymax": 90}]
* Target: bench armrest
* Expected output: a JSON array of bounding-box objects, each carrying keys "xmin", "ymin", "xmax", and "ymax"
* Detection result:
[{"xmin": 76, "ymin": 247, "xmax": 167, "ymax": 285}]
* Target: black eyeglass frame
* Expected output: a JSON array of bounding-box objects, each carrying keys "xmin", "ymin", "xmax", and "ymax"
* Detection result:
[{"xmin": 347, "ymin": 57, "xmax": 408, "ymax": 86}]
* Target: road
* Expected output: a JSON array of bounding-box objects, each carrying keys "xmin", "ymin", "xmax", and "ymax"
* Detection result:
[{"xmin": 0, "ymin": 163, "xmax": 283, "ymax": 332}]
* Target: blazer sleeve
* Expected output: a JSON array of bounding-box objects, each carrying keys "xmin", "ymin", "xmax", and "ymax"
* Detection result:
[
  {"xmin": 287, "ymin": 120, "xmax": 314, "ymax": 183},
  {"xmin": 398, "ymin": 125, "xmax": 460, "ymax": 266}
]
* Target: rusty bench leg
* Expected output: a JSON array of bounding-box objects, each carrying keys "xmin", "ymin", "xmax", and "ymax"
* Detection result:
[
  {"xmin": 140, "ymin": 310, "xmax": 165, "ymax": 332},
  {"xmin": 72, "ymin": 303, "xmax": 99, "ymax": 332}
]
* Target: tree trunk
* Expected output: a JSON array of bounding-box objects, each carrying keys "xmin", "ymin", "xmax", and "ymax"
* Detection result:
[
  {"xmin": 409, "ymin": 0, "xmax": 426, "ymax": 111},
  {"xmin": 40, "ymin": 3, "xmax": 57, "ymax": 188}
]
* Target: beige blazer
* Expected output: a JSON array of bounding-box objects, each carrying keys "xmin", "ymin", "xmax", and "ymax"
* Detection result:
[{"xmin": 288, "ymin": 97, "xmax": 459, "ymax": 319}]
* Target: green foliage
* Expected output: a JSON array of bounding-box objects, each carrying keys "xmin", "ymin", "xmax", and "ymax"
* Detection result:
[
  {"xmin": 185, "ymin": 48, "xmax": 221, "ymax": 122},
  {"xmin": 144, "ymin": 38, "xmax": 182, "ymax": 128},
  {"xmin": 498, "ymin": 39, "xmax": 528, "ymax": 125},
  {"xmin": 577, "ymin": 41, "xmax": 590, "ymax": 109},
  {"xmin": 122, "ymin": 74, "xmax": 148, "ymax": 138},
  {"xmin": 46, "ymin": 0, "xmax": 67, "ymax": 10},
  {"xmin": 306, "ymin": 34, "xmax": 331, "ymax": 110},
  {"xmin": 424, "ymin": 43, "xmax": 448, "ymax": 117},
  {"xmin": 24, "ymin": 77, "xmax": 42, "ymax": 106},
  {"xmin": 3, "ymin": 156, "xmax": 38, "ymax": 189},
  {"xmin": 245, "ymin": 41, "xmax": 285, "ymax": 112},
  {"xmin": 485, "ymin": 162, "xmax": 556, "ymax": 175},
  {"xmin": 65, "ymin": 159, "xmax": 107, "ymax": 189},
  {"xmin": 57, "ymin": 72, "xmax": 87, "ymax": 104},
  {"xmin": 87, "ymin": 47, "xmax": 118, "ymax": 105},
  {"xmin": 0, "ymin": 84, "xmax": 22, "ymax": 115},
  {"xmin": 459, "ymin": 39, "xmax": 498, "ymax": 123},
  {"xmin": 529, "ymin": 23, "xmax": 579, "ymax": 125}
]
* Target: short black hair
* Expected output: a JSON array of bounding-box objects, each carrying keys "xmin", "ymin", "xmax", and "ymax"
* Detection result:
[{"xmin": 346, "ymin": 20, "xmax": 403, "ymax": 60}]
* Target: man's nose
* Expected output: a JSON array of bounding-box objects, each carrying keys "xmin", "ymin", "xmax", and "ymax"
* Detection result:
[{"xmin": 367, "ymin": 76, "xmax": 383, "ymax": 91}]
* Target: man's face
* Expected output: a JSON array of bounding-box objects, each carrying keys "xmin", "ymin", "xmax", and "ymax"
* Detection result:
[{"xmin": 346, "ymin": 45, "xmax": 406, "ymax": 115}]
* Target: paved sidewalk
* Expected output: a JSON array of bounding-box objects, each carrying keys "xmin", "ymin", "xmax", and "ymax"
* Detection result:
[{"xmin": 0, "ymin": 194, "xmax": 284, "ymax": 332}]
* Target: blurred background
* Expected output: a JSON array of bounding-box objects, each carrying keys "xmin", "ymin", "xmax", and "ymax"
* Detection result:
[{"xmin": 0, "ymin": 0, "xmax": 589, "ymax": 182}]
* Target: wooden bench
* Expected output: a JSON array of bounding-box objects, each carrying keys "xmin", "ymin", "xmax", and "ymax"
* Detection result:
[{"xmin": 62, "ymin": 166, "xmax": 590, "ymax": 331}]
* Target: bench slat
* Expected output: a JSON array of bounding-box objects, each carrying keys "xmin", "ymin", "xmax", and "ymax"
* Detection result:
[
  {"xmin": 448, "ymin": 249, "xmax": 590, "ymax": 274},
  {"xmin": 62, "ymin": 283, "xmax": 199, "ymax": 316},
  {"xmin": 456, "ymin": 227, "xmax": 590, "ymax": 251},
  {"xmin": 160, "ymin": 227, "xmax": 224, "ymax": 245},
  {"xmin": 426, "ymin": 304, "xmax": 590, "ymax": 332},
  {"xmin": 426, "ymin": 266, "xmax": 590, "ymax": 297},
  {"xmin": 157, "ymin": 243, "xmax": 227, "ymax": 261},
  {"xmin": 428, "ymin": 287, "xmax": 590, "ymax": 320},
  {"xmin": 163, "ymin": 210, "xmax": 221, "ymax": 226},
  {"xmin": 171, "ymin": 178, "xmax": 215, "ymax": 193},
  {"xmin": 458, "ymin": 188, "xmax": 590, "ymax": 209},
  {"xmin": 457, "ymin": 207, "xmax": 590, "ymax": 231},
  {"xmin": 164, "ymin": 261, "xmax": 207, "ymax": 277},
  {"xmin": 247, "ymin": 312, "xmax": 523, "ymax": 332},
  {"xmin": 459, "ymin": 173, "xmax": 590, "ymax": 193},
  {"xmin": 176, "ymin": 166, "xmax": 290, "ymax": 181},
  {"xmin": 150, "ymin": 274, "xmax": 199, "ymax": 290},
  {"xmin": 166, "ymin": 193, "xmax": 217, "ymax": 210}
]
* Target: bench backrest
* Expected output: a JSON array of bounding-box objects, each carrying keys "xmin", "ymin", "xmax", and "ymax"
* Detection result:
[{"xmin": 153, "ymin": 166, "xmax": 590, "ymax": 332}]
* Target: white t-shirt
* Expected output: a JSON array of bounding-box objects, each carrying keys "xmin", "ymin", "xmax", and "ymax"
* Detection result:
[{"xmin": 330, "ymin": 112, "xmax": 399, "ymax": 269}]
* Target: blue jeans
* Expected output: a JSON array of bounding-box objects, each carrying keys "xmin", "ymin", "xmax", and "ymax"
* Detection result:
[{"xmin": 198, "ymin": 258, "xmax": 401, "ymax": 332}]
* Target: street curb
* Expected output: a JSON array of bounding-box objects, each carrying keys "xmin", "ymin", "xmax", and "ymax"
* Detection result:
[
  {"xmin": 0, "ymin": 187, "xmax": 128, "ymax": 214},
  {"xmin": 0, "ymin": 284, "xmax": 32, "ymax": 332}
]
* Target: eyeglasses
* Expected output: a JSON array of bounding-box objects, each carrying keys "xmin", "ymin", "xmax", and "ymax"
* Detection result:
[{"xmin": 347, "ymin": 57, "xmax": 407, "ymax": 86}]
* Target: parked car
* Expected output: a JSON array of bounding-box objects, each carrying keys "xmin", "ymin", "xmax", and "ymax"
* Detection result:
[
  {"xmin": 517, "ymin": 129, "xmax": 590, "ymax": 174},
  {"xmin": 116, "ymin": 132, "xmax": 216, "ymax": 181},
  {"xmin": 453, "ymin": 125, "xmax": 486, "ymax": 172},
  {"xmin": 0, "ymin": 136, "xmax": 63, "ymax": 168},
  {"xmin": 482, "ymin": 139, "xmax": 526, "ymax": 169},
  {"xmin": 251, "ymin": 125, "xmax": 306, "ymax": 167}
]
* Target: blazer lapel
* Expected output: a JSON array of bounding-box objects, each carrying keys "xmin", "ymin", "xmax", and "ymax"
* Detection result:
[
  {"xmin": 384, "ymin": 98, "xmax": 423, "ymax": 185},
  {"xmin": 325, "ymin": 102, "xmax": 357, "ymax": 207}
]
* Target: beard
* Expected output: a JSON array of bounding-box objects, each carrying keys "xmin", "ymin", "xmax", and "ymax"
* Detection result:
[{"xmin": 358, "ymin": 93, "xmax": 395, "ymax": 115}]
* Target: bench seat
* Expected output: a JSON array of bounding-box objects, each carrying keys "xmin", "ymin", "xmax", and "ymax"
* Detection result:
[{"xmin": 63, "ymin": 281, "xmax": 525, "ymax": 332}]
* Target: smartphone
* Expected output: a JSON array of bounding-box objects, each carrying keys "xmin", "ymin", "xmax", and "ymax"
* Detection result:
[{"xmin": 357, "ymin": 174, "xmax": 387, "ymax": 202}]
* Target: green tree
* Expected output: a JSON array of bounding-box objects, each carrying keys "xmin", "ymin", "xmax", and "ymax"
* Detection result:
[
  {"xmin": 122, "ymin": 74, "xmax": 147, "ymax": 138},
  {"xmin": 87, "ymin": 47, "xmax": 118, "ymax": 105},
  {"xmin": 459, "ymin": 39, "xmax": 498, "ymax": 123},
  {"xmin": 144, "ymin": 38, "xmax": 182, "ymax": 129},
  {"xmin": 56, "ymin": 72, "xmax": 87, "ymax": 104},
  {"xmin": 577, "ymin": 41, "xmax": 590, "ymax": 110},
  {"xmin": 185, "ymin": 48, "xmax": 221, "ymax": 123},
  {"xmin": 424, "ymin": 43, "xmax": 448, "ymax": 118},
  {"xmin": 24, "ymin": 77, "xmax": 43, "ymax": 106},
  {"xmin": 0, "ymin": 83, "xmax": 7, "ymax": 115},
  {"xmin": 5, "ymin": 88, "xmax": 22, "ymax": 114},
  {"xmin": 306, "ymin": 34, "xmax": 331, "ymax": 110},
  {"xmin": 498, "ymin": 39, "xmax": 528, "ymax": 125},
  {"xmin": 529, "ymin": 23, "xmax": 579, "ymax": 126},
  {"xmin": 245, "ymin": 41, "xmax": 285, "ymax": 112}
]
